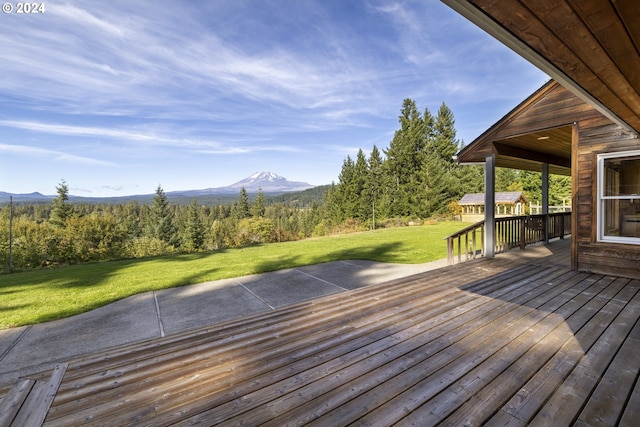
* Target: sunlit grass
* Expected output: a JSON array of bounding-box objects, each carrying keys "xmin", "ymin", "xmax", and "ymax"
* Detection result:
[{"xmin": 0, "ymin": 222, "xmax": 467, "ymax": 329}]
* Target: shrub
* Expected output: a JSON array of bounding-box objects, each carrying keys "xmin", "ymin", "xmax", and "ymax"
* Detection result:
[
  {"xmin": 235, "ymin": 217, "xmax": 276, "ymax": 246},
  {"xmin": 124, "ymin": 237, "xmax": 175, "ymax": 258}
]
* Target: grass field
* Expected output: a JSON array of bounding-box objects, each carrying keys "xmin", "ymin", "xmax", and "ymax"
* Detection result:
[{"xmin": 0, "ymin": 222, "xmax": 467, "ymax": 329}]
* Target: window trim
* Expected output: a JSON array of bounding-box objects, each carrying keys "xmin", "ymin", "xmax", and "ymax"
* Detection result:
[{"xmin": 597, "ymin": 150, "xmax": 640, "ymax": 245}]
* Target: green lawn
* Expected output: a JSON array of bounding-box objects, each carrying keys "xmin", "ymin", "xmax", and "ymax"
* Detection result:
[{"xmin": 0, "ymin": 222, "xmax": 467, "ymax": 329}]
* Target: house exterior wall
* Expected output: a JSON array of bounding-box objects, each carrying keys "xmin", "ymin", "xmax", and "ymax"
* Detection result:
[{"xmin": 575, "ymin": 118, "xmax": 640, "ymax": 278}]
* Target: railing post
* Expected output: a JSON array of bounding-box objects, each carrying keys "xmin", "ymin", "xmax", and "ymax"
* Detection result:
[
  {"xmin": 484, "ymin": 155, "xmax": 496, "ymax": 258},
  {"xmin": 520, "ymin": 217, "xmax": 526, "ymax": 250},
  {"xmin": 542, "ymin": 163, "xmax": 550, "ymax": 244},
  {"xmin": 472, "ymin": 227, "xmax": 477, "ymax": 259},
  {"xmin": 464, "ymin": 232, "xmax": 469, "ymax": 261},
  {"xmin": 543, "ymin": 213, "xmax": 548, "ymax": 244},
  {"xmin": 444, "ymin": 219, "xmax": 487, "ymax": 265}
]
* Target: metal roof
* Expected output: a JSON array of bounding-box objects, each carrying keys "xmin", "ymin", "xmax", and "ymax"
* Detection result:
[{"xmin": 458, "ymin": 191, "xmax": 528, "ymax": 205}]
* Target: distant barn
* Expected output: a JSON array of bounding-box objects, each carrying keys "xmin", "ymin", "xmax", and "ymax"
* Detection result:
[{"xmin": 458, "ymin": 191, "xmax": 527, "ymax": 222}]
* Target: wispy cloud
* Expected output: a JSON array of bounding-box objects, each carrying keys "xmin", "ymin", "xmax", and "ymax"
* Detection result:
[
  {"xmin": 0, "ymin": 143, "xmax": 117, "ymax": 166},
  {"xmin": 0, "ymin": 119, "xmax": 307, "ymax": 154},
  {"xmin": 194, "ymin": 145, "xmax": 305, "ymax": 155},
  {"xmin": 1, "ymin": 1, "xmax": 385, "ymax": 125},
  {"xmin": 0, "ymin": 0, "xmax": 548, "ymax": 196}
]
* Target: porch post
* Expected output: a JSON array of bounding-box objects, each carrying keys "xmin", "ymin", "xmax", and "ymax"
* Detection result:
[
  {"xmin": 485, "ymin": 155, "xmax": 496, "ymax": 258},
  {"xmin": 542, "ymin": 163, "xmax": 549, "ymax": 243}
]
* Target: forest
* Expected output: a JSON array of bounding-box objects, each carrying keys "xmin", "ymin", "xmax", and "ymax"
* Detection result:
[{"xmin": 0, "ymin": 99, "xmax": 571, "ymax": 273}]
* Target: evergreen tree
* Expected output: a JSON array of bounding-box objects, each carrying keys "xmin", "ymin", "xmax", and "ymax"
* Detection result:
[
  {"xmin": 321, "ymin": 182, "xmax": 344, "ymax": 229},
  {"xmin": 550, "ymin": 175, "xmax": 572, "ymax": 206},
  {"xmin": 336, "ymin": 155, "xmax": 357, "ymax": 219},
  {"xmin": 457, "ymin": 164, "xmax": 484, "ymax": 195},
  {"xmin": 384, "ymin": 98, "xmax": 426, "ymax": 217},
  {"xmin": 365, "ymin": 145, "xmax": 386, "ymax": 227},
  {"xmin": 251, "ymin": 188, "xmax": 265, "ymax": 218},
  {"xmin": 145, "ymin": 185, "xmax": 176, "ymax": 244},
  {"xmin": 353, "ymin": 149, "xmax": 369, "ymax": 220},
  {"xmin": 234, "ymin": 187, "xmax": 251, "ymax": 219},
  {"xmin": 424, "ymin": 102, "xmax": 463, "ymax": 216},
  {"xmin": 519, "ymin": 171, "xmax": 543, "ymax": 204},
  {"xmin": 496, "ymin": 168, "xmax": 521, "ymax": 192},
  {"xmin": 50, "ymin": 179, "xmax": 73, "ymax": 227},
  {"xmin": 432, "ymin": 102, "xmax": 459, "ymax": 162},
  {"xmin": 119, "ymin": 202, "xmax": 142, "ymax": 239},
  {"xmin": 182, "ymin": 199, "xmax": 205, "ymax": 251}
]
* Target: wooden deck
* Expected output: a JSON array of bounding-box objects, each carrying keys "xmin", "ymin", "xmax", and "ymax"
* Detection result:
[{"xmin": 2, "ymin": 239, "xmax": 639, "ymax": 426}]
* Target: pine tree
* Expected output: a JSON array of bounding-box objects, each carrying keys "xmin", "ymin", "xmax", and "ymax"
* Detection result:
[
  {"xmin": 337, "ymin": 155, "xmax": 357, "ymax": 219},
  {"xmin": 145, "ymin": 185, "xmax": 176, "ymax": 244},
  {"xmin": 384, "ymin": 99, "xmax": 426, "ymax": 217},
  {"xmin": 119, "ymin": 202, "xmax": 142, "ymax": 239},
  {"xmin": 353, "ymin": 149, "xmax": 369, "ymax": 220},
  {"xmin": 235, "ymin": 187, "xmax": 251, "ymax": 219},
  {"xmin": 365, "ymin": 145, "xmax": 386, "ymax": 227},
  {"xmin": 424, "ymin": 102, "xmax": 463, "ymax": 216},
  {"xmin": 183, "ymin": 199, "xmax": 205, "ymax": 251},
  {"xmin": 496, "ymin": 168, "xmax": 521, "ymax": 192},
  {"xmin": 519, "ymin": 171, "xmax": 543, "ymax": 204},
  {"xmin": 251, "ymin": 188, "xmax": 265, "ymax": 217},
  {"xmin": 457, "ymin": 164, "xmax": 484, "ymax": 195},
  {"xmin": 432, "ymin": 102, "xmax": 459, "ymax": 163},
  {"xmin": 321, "ymin": 182, "xmax": 344, "ymax": 229},
  {"xmin": 50, "ymin": 179, "xmax": 73, "ymax": 227},
  {"xmin": 550, "ymin": 175, "xmax": 572, "ymax": 206}
]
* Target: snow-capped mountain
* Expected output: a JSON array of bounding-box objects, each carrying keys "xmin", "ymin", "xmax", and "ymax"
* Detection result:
[
  {"xmin": 169, "ymin": 171, "xmax": 314, "ymax": 196},
  {"xmin": 226, "ymin": 171, "xmax": 313, "ymax": 193}
]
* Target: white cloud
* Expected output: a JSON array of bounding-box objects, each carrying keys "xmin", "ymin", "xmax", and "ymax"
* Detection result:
[
  {"xmin": 0, "ymin": 0, "xmax": 548, "ymax": 195},
  {"xmin": 0, "ymin": 143, "xmax": 117, "ymax": 166},
  {"xmin": 194, "ymin": 145, "xmax": 304, "ymax": 155}
]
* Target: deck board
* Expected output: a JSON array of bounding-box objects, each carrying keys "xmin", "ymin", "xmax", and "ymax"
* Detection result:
[{"xmin": 1, "ymin": 239, "xmax": 638, "ymax": 426}]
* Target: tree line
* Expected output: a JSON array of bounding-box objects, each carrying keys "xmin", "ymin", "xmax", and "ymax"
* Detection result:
[
  {"xmin": 1, "ymin": 99, "xmax": 571, "ymax": 273},
  {"xmin": 321, "ymin": 99, "xmax": 571, "ymax": 229},
  {"xmin": 0, "ymin": 181, "xmax": 324, "ymax": 272},
  {"xmin": 321, "ymin": 99, "xmax": 480, "ymax": 229}
]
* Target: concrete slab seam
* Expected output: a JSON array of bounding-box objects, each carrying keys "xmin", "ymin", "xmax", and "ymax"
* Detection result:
[
  {"xmin": 0, "ymin": 325, "xmax": 32, "ymax": 363},
  {"xmin": 235, "ymin": 279, "xmax": 276, "ymax": 310},
  {"xmin": 338, "ymin": 260, "xmax": 367, "ymax": 268},
  {"xmin": 294, "ymin": 269, "xmax": 349, "ymax": 292},
  {"xmin": 153, "ymin": 291, "xmax": 165, "ymax": 338}
]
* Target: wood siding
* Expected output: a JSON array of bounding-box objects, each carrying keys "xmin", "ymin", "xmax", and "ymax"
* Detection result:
[
  {"xmin": 575, "ymin": 120, "xmax": 640, "ymax": 277},
  {"xmin": 492, "ymin": 83, "xmax": 600, "ymax": 142}
]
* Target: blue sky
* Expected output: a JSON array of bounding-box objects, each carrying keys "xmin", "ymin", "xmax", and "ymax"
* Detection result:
[{"xmin": 0, "ymin": 0, "xmax": 548, "ymax": 197}]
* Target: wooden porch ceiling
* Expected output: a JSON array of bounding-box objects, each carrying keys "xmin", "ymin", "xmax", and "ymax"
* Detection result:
[
  {"xmin": 442, "ymin": 0, "xmax": 640, "ymax": 135},
  {"xmin": 456, "ymin": 81, "xmax": 579, "ymax": 176},
  {"xmin": 491, "ymin": 126, "xmax": 573, "ymax": 175}
]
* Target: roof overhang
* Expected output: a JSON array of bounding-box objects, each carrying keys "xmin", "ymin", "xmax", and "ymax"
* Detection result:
[
  {"xmin": 442, "ymin": 0, "xmax": 640, "ymax": 135},
  {"xmin": 456, "ymin": 80, "xmax": 603, "ymax": 176}
]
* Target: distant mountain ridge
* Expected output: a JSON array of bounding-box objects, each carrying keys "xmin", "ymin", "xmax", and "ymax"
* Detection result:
[
  {"xmin": 0, "ymin": 172, "xmax": 316, "ymax": 204},
  {"xmin": 171, "ymin": 171, "xmax": 314, "ymax": 196},
  {"xmin": 0, "ymin": 191, "xmax": 52, "ymax": 202}
]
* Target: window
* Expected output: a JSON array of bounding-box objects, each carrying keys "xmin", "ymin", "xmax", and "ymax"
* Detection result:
[{"xmin": 597, "ymin": 151, "xmax": 640, "ymax": 244}]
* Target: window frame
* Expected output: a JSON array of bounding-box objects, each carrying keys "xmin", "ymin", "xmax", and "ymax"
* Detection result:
[{"xmin": 597, "ymin": 150, "xmax": 640, "ymax": 245}]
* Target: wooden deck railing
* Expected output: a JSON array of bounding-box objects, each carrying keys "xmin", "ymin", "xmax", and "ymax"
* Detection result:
[
  {"xmin": 445, "ymin": 220, "xmax": 485, "ymax": 265},
  {"xmin": 445, "ymin": 212, "xmax": 571, "ymax": 265}
]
